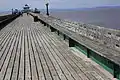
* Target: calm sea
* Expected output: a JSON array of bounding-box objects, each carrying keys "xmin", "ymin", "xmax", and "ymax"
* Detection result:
[
  {"xmin": 50, "ymin": 7, "xmax": 120, "ymax": 29},
  {"xmin": 0, "ymin": 11, "xmax": 11, "ymax": 16},
  {"xmin": 0, "ymin": 8, "xmax": 120, "ymax": 29}
]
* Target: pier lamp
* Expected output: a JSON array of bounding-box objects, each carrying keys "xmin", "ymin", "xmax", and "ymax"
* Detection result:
[
  {"xmin": 12, "ymin": 9, "xmax": 13, "ymax": 14},
  {"xmin": 45, "ymin": 0, "xmax": 49, "ymax": 16}
]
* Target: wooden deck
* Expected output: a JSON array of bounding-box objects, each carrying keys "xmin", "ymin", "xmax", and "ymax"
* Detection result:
[{"xmin": 0, "ymin": 14, "xmax": 114, "ymax": 80}]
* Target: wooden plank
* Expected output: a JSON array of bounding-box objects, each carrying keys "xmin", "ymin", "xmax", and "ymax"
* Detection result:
[
  {"xmin": 33, "ymin": 31, "xmax": 60, "ymax": 80},
  {"xmin": 0, "ymin": 14, "xmax": 114, "ymax": 80},
  {"xmin": 41, "ymin": 24, "xmax": 112, "ymax": 80},
  {"xmin": 30, "ymin": 29, "xmax": 46, "ymax": 80},
  {"xmin": 0, "ymin": 31, "xmax": 11, "ymax": 56},
  {"xmin": 0, "ymin": 24, "xmax": 14, "ymax": 42},
  {"xmin": 0, "ymin": 32, "xmax": 17, "ymax": 80},
  {"xmin": 51, "ymin": 34, "xmax": 110, "ymax": 80},
  {"xmin": 33, "ymin": 28, "xmax": 67, "ymax": 80},
  {"xmin": 33, "ymin": 29, "xmax": 53, "ymax": 80},
  {"xmin": 11, "ymin": 31, "xmax": 22, "ymax": 80},
  {"xmin": 0, "ymin": 32, "xmax": 14, "ymax": 68},
  {"xmin": 36, "ymin": 28, "xmax": 75, "ymax": 80},
  {"xmin": 4, "ymin": 30, "xmax": 20, "ymax": 80},
  {"xmin": 30, "ymin": 30, "xmax": 43, "ymax": 80},
  {"xmin": 71, "ymin": 51, "xmax": 112, "ymax": 80},
  {"xmin": 0, "ymin": 21, "xmax": 13, "ymax": 38},
  {"xmin": 25, "ymin": 30, "xmax": 31, "ymax": 80},
  {"xmin": 54, "ymin": 33, "xmax": 112, "ymax": 80},
  {"xmin": 41, "ymin": 33, "xmax": 82, "ymax": 80},
  {"xmin": 0, "ymin": 18, "xmax": 18, "ymax": 44},
  {"xmin": 27, "ymin": 30, "xmax": 38, "ymax": 80},
  {"xmin": 17, "ymin": 30, "xmax": 25, "ymax": 80},
  {"xmin": 0, "ymin": 31, "xmax": 11, "ymax": 49},
  {"xmin": 0, "ymin": 21, "xmax": 18, "ymax": 52},
  {"xmin": 44, "ymin": 35, "xmax": 87, "ymax": 79}
]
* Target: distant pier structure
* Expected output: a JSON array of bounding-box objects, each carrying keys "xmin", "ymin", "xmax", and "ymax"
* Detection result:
[{"xmin": 22, "ymin": 4, "xmax": 31, "ymax": 13}]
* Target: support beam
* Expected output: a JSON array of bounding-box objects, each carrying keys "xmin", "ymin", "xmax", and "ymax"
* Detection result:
[
  {"xmin": 44, "ymin": 22, "xmax": 47, "ymax": 26},
  {"xmin": 46, "ymin": 24, "xmax": 49, "ymax": 27},
  {"xmin": 34, "ymin": 16, "xmax": 39, "ymax": 22},
  {"xmin": 50, "ymin": 26, "xmax": 56, "ymax": 32},
  {"xmin": 63, "ymin": 34, "xmax": 66, "ymax": 40},
  {"xmin": 69, "ymin": 38, "xmax": 75, "ymax": 47},
  {"xmin": 39, "ymin": 19, "xmax": 43, "ymax": 24},
  {"xmin": 113, "ymin": 63, "xmax": 119, "ymax": 78},
  {"xmin": 87, "ymin": 48, "xmax": 90, "ymax": 58},
  {"xmin": 57, "ymin": 31, "xmax": 60, "ymax": 35}
]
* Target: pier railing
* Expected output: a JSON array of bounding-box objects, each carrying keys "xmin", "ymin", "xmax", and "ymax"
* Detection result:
[
  {"xmin": 30, "ymin": 12, "xmax": 120, "ymax": 79},
  {"xmin": 0, "ymin": 14, "xmax": 20, "ymax": 30},
  {"xmin": 31, "ymin": 13, "xmax": 120, "ymax": 52}
]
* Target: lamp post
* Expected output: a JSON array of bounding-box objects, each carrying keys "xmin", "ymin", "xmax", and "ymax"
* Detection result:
[
  {"xmin": 45, "ymin": 0, "xmax": 49, "ymax": 16},
  {"xmin": 12, "ymin": 9, "xmax": 13, "ymax": 14}
]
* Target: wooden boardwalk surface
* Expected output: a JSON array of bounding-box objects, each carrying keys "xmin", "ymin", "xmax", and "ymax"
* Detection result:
[{"xmin": 0, "ymin": 14, "xmax": 114, "ymax": 80}]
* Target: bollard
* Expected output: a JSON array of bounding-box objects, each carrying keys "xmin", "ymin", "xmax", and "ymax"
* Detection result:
[
  {"xmin": 34, "ymin": 16, "xmax": 39, "ymax": 22},
  {"xmin": 69, "ymin": 38, "xmax": 75, "ymax": 47}
]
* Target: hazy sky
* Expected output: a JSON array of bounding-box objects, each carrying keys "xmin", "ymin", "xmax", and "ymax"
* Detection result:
[{"xmin": 0, "ymin": 0, "xmax": 120, "ymax": 11}]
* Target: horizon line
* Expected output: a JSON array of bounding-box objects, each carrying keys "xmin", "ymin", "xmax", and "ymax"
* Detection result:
[{"xmin": 0, "ymin": 5, "xmax": 120, "ymax": 12}]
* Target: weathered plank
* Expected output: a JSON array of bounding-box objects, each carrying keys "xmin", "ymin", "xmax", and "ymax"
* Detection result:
[
  {"xmin": 0, "ymin": 14, "xmax": 114, "ymax": 80},
  {"xmin": 0, "ymin": 32, "xmax": 17, "ymax": 80},
  {"xmin": 11, "ymin": 31, "xmax": 22, "ymax": 80},
  {"xmin": 4, "ymin": 30, "xmax": 20, "ymax": 80}
]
